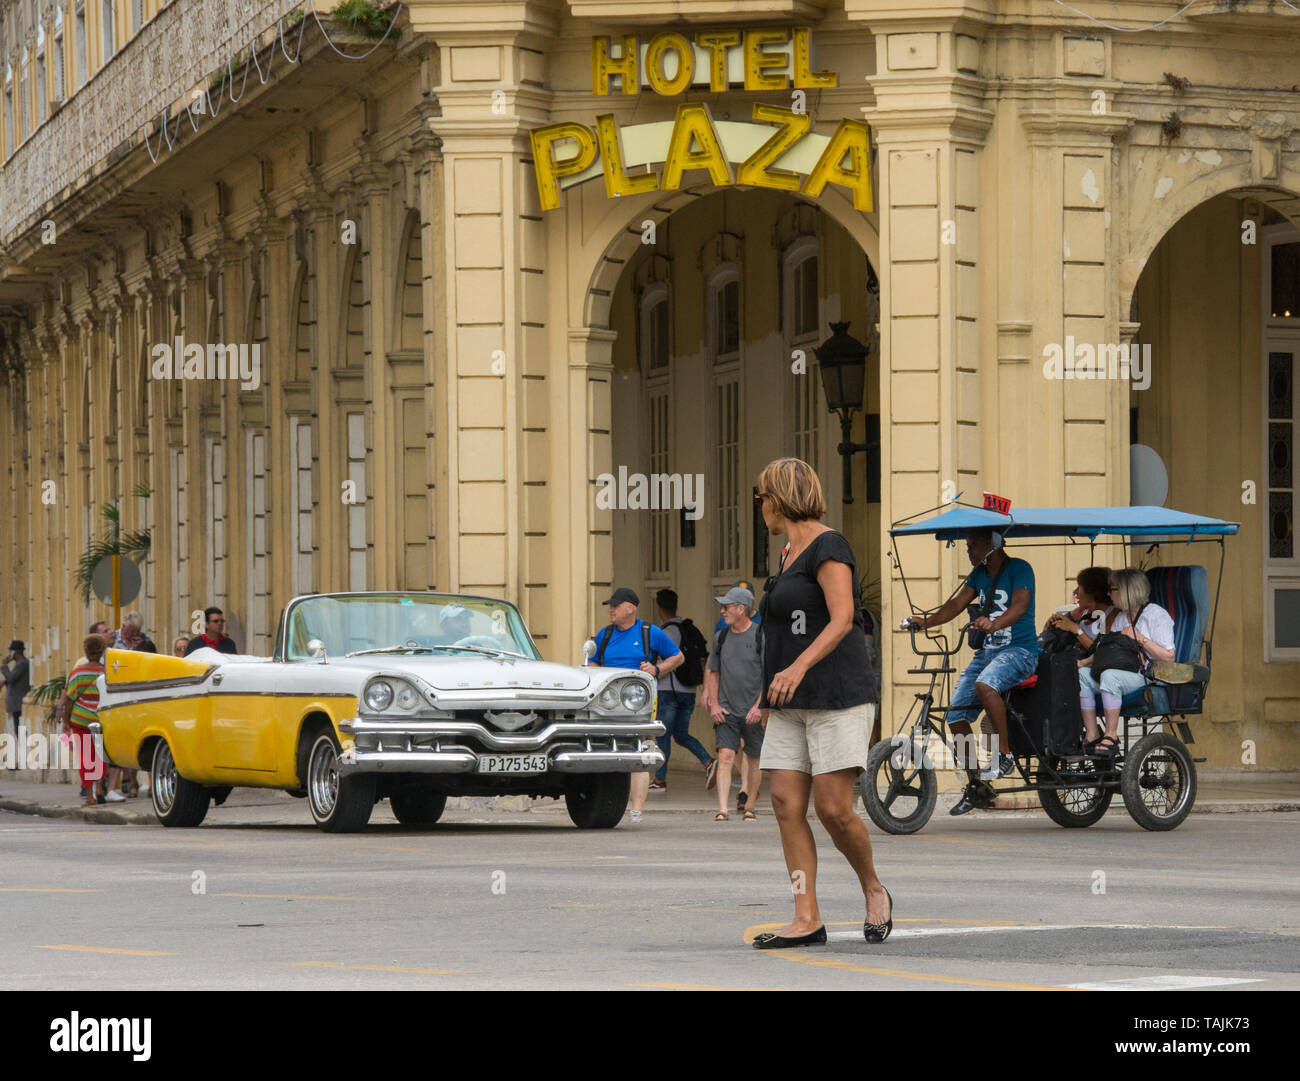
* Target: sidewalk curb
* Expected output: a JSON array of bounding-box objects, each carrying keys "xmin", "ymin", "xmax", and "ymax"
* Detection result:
[{"xmin": 0, "ymin": 797, "xmax": 153, "ymax": 826}]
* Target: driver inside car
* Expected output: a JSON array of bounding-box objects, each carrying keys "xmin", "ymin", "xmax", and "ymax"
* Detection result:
[
  {"xmin": 904, "ymin": 527, "xmax": 1038, "ymax": 815},
  {"xmin": 433, "ymin": 604, "xmax": 474, "ymax": 646}
]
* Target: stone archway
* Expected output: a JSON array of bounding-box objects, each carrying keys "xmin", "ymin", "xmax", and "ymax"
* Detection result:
[{"xmin": 556, "ymin": 175, "xmax": 882, "ymax": 639}]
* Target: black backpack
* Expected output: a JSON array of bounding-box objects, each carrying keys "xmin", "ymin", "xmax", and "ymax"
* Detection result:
[{"xmin": 665, "ymin": 617, "xmax": 708, "ymax": 687}]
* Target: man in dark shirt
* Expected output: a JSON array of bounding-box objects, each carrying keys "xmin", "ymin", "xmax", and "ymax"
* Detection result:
[
  {"xmin": 1, "ymin": 640, "xmax": 30, "ymax": 740},
  {"xmin": 184, "ymin": 607, "xmax": 239, "ymax": 655}
]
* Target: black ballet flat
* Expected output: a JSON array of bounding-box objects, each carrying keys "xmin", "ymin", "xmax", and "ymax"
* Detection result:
[
  {"xmin": 864, "ymin": 886, "xmax": 893, "ymax": 944},
  {"xmin": 751, "ymin": 926, "xmax": 828, "ymax": 950}
]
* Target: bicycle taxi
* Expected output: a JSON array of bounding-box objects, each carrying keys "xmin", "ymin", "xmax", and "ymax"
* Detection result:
[{"xmin": 862, "ymin": 503, "xmax": 1238, "ymax": 834}]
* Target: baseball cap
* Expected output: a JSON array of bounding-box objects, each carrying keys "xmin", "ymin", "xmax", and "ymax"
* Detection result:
[
  {"xmin": 603, "ymin": 587, "xmax": 640, "ymax": 607},
  {"xmin": 715, "ymin": 586, "xmax": 755, "ymax": 608},
  {"xmin": 438, "ymin": 604, "xmax": 470, "ymax": 624}
]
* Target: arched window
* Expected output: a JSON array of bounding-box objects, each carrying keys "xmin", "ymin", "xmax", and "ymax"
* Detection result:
[
  {"xmin": 639, "ymin": 282, "xmax": 669, "ymax": 374},
  {"xmin": 639, "ymin": 282, "xmax": 670, "ymax": 578},
  {"xmin": 783, "ymin": 238, "xmax": 822, "ymax": 473},
  {"xmin": 396, "ymin": 214, "xmax": 423, "ymax": 353},
  {"xmin": 343, "ymin": 245, "xmax": 367, "ymax": 369},
  {"xmin": 706, "ymin": 264, "xmax": 742, "ymax": 576},
  {"xmin": 101, "ymin": 0, "xmax": 115, "ymax": 64},
  {"xmin": 4, "ymin": 65, "xmax": 14, "ymax": 158}
]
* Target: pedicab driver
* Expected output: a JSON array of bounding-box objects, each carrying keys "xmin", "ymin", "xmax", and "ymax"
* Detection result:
[{"xmin": 903, "ymin": 528, "xmax": 1037, "ymax": 815}]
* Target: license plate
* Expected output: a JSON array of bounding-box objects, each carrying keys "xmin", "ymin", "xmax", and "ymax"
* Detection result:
[{"xmin": 478, "ymin": 753, "xmax": 548, "ymax": 774}]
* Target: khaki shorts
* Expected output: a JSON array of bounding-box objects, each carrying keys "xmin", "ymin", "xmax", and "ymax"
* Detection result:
[{"xmin": 760, "ymin": 702, "xmax": 875, "ymax": 776}]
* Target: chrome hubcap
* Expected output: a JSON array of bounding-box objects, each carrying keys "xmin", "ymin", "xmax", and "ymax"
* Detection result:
[
  {"xmin": 153, "ymin": 743, "xmax": 177, "ymax": 814},
  {"xmin": 309, "ymin": 737, "xmax": 339, "ymax": 818}
]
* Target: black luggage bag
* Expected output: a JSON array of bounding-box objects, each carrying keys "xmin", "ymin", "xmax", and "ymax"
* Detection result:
[{"xmin": 1006, "ymin": 652, "xmax": 1084, "ymax": 757}]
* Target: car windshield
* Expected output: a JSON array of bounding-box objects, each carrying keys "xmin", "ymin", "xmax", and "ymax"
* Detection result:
[{"xmin": 283, "ymin": 594, "xmax": 539, "ymax": 662}]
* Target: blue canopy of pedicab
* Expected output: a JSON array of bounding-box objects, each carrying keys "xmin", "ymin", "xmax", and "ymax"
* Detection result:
[{"xmin": 890, "ymin": 505, "xmax": 1240, "ymax": 541}]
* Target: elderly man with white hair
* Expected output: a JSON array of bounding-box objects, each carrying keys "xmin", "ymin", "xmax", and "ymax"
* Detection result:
[{"xmin": 111, "ymin": 611, "xmax": 158, "ymax": 654}]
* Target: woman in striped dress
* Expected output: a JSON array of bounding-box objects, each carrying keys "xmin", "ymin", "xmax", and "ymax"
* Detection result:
[{"xmin": 59, "ymin": 634, "xmax": 107, "ymax": 807}]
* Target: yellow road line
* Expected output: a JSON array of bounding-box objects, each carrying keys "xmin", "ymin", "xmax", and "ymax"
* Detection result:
[
  {"xmin": 214, "ymin": 892, "xmax": 376, "ymax": 901},
  {"xmin": 765, "ymin": 951, "xmax": 1076, "ymax": 990},
  {"xmin": 634, "ymin": 982, "xmax": 796, "ymax": 991},
  {"xmin": 0, "ymin": 887, "xmax": 102, "ymax": 893},
  {"xmin": 36, "ymin": 945, "xmax": 175, "ymax": 956},
  {"xmin": 293, "ymin": 962, "xmax": 469, "ymax": 975}
]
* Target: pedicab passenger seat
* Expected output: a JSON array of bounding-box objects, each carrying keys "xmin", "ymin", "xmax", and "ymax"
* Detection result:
[{"xmin": 1119, "ymin": 565, "xmax": 1212, "ymax": 718}]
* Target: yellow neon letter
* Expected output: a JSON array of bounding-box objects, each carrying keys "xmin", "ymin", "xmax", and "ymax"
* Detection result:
[
  {"xmin": 644, "ymin": 32, "xmax": 695, "ymax": 97},
  {"xmin": 736, "ymin": 103, "xmax": 811, "ymax": 193},
  {"xmin": 661, "ymin": 103, "xmax": 733, "ymax": 191},
  {"xmin": 596, "ymin": 114, "xmax": 660, "ymax": 199},
  {"xmin": 792, "ymin": 28, "xmax": 837, "ymax": 89},
  {"xmin": 592, "ymin": 35, "xmax": 639, "ymax": 96},
  {"xmin": 802, "ymin": 119, "xmax": 873, "ymax": 211},
  {"xmin": 743, "ymin": 27, "xmax": 789, "ymax": 91},
  {"xmin": 695, "ymin": 30, "xmax": 739, "ymax": 92},
  {"xmin": 530, "ymin": 123, "xmax": 600, "ymax": 211}
]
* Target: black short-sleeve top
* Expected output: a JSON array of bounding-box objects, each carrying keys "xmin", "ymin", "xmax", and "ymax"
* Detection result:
[{"xmin": 759, "ymin": 529, "xmax": 876, "ymax": 710}]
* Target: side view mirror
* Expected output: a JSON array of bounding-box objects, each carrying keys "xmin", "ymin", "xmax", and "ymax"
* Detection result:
[
  {"xmin": 307, "ymin": 639, "xmax": 328, "ymax": 663},
  {"xmin": 581, "ymin": 639, "xmax": 597, "ymax": 665}
]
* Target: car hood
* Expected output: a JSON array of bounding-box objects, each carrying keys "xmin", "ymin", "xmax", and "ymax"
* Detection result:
[{"xmin": 332, "ymin": 653, "xmax": 593, "ymax": 693}]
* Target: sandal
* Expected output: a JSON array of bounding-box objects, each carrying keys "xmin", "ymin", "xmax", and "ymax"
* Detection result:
[
  {"xmin": 714, "ymin": 811, "xmax": 729, "ymax": 821},
  {"xmin": 1091, "ymin": 736, "xmax": 1120, "ymax": 757},
  {"xmin": 743, "ymin": 809, "xmax": 757, "ymax": 821}
]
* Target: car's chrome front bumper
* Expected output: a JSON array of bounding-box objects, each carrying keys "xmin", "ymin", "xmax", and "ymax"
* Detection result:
[{"xmin": 336, "ymin": 717, "xmax": 666, "ymax": 775}]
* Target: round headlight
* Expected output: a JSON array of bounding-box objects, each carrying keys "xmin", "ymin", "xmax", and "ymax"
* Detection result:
[
  {"xmin": 396, "ymin": 685, "xmax": 420, "ymax": 711},
  {"xmin": 364, "ymin": 681, "xmax": 393, "ymax": 712},
  {"xmin": 598, "ymin": 684, "xmax": 620, "ymax": 709},
  {"xmin": 620, "ymin": 680, "xmax": 650, "ymax": 712}
]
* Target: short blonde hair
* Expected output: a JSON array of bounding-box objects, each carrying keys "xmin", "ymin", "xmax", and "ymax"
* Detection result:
[
  {"xmin": 1110, "ymin": 567, "xmax": 1150, "ymax": 619},
  {"xmin": 757, "ymin": 458, "xmax": 826, "ymax": 523}
]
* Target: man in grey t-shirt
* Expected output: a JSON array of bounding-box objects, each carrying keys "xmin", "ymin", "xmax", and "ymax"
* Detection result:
[{"xmin": 704, "ymin": 587, "xmax": 764, "ymax": 819}]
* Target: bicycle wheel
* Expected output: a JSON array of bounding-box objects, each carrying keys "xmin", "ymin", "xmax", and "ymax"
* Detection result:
[{"xmin": 862, "ymin": 736, "xmax": 937, "ymax": 835}]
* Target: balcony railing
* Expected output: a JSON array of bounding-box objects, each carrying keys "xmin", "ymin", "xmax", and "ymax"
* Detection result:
[{"xmin": 0, "ymin": 0, "xmax": 302, "ymax": 247}]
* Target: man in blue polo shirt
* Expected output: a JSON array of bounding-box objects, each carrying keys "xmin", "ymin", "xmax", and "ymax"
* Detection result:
[{"xmin": 592, "ymin": 587, "xmax": 682, "ymax": 823}]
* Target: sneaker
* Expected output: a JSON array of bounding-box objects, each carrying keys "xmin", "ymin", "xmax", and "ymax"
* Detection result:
[
  {"xmin": 737, "ymin": 790, "xmax": 748, "ymax": 812},
  {"xmin": 982, "ymin": 752, "xmax": 1015, "ymax": 781},
  {"xmin": 704, "ymin": 757, "xmax": 718, "ymax": 790},
  {"xmin": 949, "ymin": 785, "xmax": 980, "ymax": 816},
  {"xmin": 104, "ymin": 790, "xmax": 127, "ymax": 803},
  {"xmin": 649, "ymin": 779, "xmax": 666, "ymax": 791},
  {"xmin": 628, "ymin": 809, "xmax": 643, "ymax": 824}
]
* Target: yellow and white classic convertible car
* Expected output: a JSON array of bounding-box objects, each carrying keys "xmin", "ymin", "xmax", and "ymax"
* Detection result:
[{"xmin": 94, "ymin": 592, "xmax": 663, "ymax": 832}]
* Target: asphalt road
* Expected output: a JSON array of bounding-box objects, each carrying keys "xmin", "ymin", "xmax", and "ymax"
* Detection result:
[{"xmin": 1, "ymin": 798, "xmax": 1297, "ymax": 991}]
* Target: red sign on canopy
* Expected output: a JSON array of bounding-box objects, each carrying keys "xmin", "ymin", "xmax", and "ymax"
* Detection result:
[{"xmin": 983, "ymin": 491, "xmax": 1011, "ymax": 514}]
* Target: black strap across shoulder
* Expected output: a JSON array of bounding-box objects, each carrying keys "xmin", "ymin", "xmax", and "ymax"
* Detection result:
[{"xmin": 595, "ymin": 621, "xmax": 656, "ymax": 667}]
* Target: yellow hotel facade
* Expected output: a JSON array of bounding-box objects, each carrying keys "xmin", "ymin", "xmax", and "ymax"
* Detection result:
[{"xmin": 2, "ymin": 0, "xmax": 1299, "ymax": 770}]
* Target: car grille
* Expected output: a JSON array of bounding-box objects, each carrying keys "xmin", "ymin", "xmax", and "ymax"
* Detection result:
[{"xmin": 451, "ymin": 709, "xmax": 577, "ymax": 734}]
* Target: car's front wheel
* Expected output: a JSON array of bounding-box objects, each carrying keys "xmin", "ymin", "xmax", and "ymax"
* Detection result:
[
  {"xmin": 306, "ymin": 731, "xmax": 376, "ymax": 833},
  {"xmin": 389, "ymin": 786, "xmax": 448, "ymax": 827},
  {"xmin": 151, "ymin": 739, "xmax": 210, "ymax": 828},
  {"xmin": 564, "ymin": 773, "xmax": 630, "ymax": 829}
]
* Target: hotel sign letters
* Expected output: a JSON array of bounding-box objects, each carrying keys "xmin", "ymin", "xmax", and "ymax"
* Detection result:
[{"xmin": 529, "ymin": 27, "xmax": 872, "ymax": 213}]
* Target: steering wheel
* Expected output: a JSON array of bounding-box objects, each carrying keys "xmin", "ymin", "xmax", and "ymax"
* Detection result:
[{"xmin": 452, "ymin": 635, "xmax": 509, "ymax": 650}]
